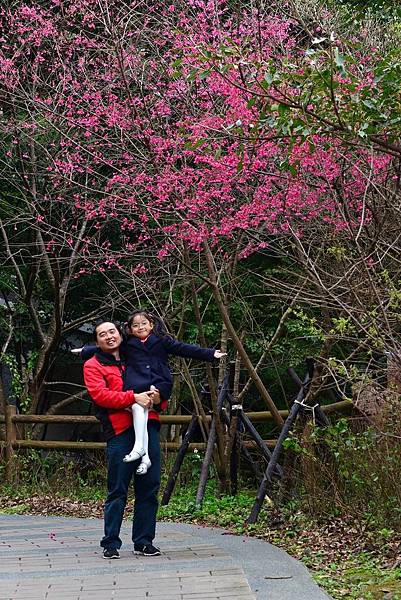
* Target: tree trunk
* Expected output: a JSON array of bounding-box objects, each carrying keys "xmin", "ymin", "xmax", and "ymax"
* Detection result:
[{"xmin": 203, "ymin": 242, "xmax": 284, "ymax": 428}]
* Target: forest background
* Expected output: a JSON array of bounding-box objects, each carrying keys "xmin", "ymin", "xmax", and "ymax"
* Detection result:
[{"xmin": 1, "ymin": 0, "xmax": 401, "ymax": 598}]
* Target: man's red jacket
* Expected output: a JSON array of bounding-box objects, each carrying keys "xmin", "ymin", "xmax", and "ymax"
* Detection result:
[{"xmin": 83, "ymin": 351, "xmax": 166, "ymax": 440}]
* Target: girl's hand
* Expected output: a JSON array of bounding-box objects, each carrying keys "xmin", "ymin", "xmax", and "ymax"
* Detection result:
[
  {"xmin": 149, "ymin": 386, "xmax": 161, "ymax": 405},
  {"xmin": 214, "ymin": 350, "xmax": 227, "ymax": 359}
]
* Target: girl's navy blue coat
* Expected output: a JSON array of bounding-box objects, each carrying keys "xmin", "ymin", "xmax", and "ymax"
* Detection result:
[
  {"xmin": 82, "ymin": 334, "xmax": 216, "ymax": 400},
  {"xmin": 123, "ymin": 334, "xmax": 215, "ymax": 399}
]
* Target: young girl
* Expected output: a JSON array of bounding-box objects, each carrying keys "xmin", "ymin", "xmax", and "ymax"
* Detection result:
[{"xmin": 121, "ymin": 310, "xmax": 226, "ymax": 474}]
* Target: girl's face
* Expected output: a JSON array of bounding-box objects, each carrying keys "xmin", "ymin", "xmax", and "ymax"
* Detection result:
[{"xmin": 129, "ymin": 314, "xmax": 154, "ymax": 339}]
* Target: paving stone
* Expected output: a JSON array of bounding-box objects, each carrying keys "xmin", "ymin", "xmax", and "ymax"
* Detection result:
[{"xmin": 0, "ymin": 515, "xmax": 332, "ymax": 599}]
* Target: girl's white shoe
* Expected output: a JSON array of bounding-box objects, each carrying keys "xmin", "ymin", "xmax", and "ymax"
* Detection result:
[
  {"xmin": 136, "ymin": 458, "xmax": 151, "ymax": 475},
  {"xmin": 123, "ymin": 448, "xmax": 145, "ymax": 463}
]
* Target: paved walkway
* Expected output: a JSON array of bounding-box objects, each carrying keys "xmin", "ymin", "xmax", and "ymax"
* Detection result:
[{"xmin": 0, "ymin": 515, "xmax": 331, "ymax": 599}]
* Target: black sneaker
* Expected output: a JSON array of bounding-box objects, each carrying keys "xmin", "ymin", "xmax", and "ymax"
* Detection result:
[
  {"xmin": 134, "ymin": 543, "xmax": 161, "ymax": 556},
  {"xmin": 103, "ymin": 547, "xmax": 120, "ymax": 559}
]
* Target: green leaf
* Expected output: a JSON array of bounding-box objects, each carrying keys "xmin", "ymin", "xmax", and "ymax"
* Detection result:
[
  {"xmin": 199, "ymin": 69, "xmax": 211, "ymax": 81},
  {"xmin": 278, "ymin": 103, "xmax": 289, "ymax": 117},
  {"xmin": 186, "ymin": 69, "xmax": 197, "ymax": 81}
]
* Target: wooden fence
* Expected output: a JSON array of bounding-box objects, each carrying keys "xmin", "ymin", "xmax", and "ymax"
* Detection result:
[{"xmin": 0, "ymin": 400, "xmax": 352, "ymax": 482}]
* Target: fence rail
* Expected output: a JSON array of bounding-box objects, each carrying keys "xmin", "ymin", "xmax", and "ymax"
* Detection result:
[{"xmin": 0, "ymin": 400, "xmax": 353, "ymax": 482}]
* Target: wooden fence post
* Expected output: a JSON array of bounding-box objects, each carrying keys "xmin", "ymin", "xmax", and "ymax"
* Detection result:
[{"xmin": 5, "ymin": 404, "xmax": 17, "ymax": 483}]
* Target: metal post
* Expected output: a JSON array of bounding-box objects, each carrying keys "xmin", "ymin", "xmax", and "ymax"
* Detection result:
[
  {"xmin": 247, "ymin": 370, "xmax": 312, "ymax": 524},
  {"xmin": 161, "ymin": 415, "xmax": 199, "ymax": 505},
  {"xmin": 195, "ymin": 375, "xmax": 228, "ymax": 506}
]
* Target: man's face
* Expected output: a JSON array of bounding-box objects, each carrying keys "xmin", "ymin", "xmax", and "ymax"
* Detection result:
[{"xmin": 95, "ymin": 322, "xmax": 122, "ymax": 352}]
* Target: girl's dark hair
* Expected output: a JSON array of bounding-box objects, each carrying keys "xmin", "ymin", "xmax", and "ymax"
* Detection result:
[
  {"xmin": 126, "ymin": 310, "xmax": 168, "ymax": 338},
  {"xmin": 93, "ymin": 319, "xmax": 123, "ymax": 341}
]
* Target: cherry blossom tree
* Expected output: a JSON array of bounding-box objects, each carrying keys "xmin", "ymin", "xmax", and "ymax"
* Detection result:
[{"xmin": 1, "ymin": 0, "xmax": 400, "ymax": 459}]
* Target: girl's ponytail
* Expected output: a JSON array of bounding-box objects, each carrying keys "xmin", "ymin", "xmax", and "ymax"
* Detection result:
[{"xmin": 147, "ymin": 312, "xmax": 168, "ymax": 337}]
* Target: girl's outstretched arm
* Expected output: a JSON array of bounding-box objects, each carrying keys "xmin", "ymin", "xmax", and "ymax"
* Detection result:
[{"xmin": 163, "ymin": 337, "xmax": 225, "ymax": 362}]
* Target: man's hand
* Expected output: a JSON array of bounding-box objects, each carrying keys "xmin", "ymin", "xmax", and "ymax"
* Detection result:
[
  {"xmin": 134, "ymin": 391, "xmax": 153, "ymax": 409},
  {"xmin": 70, "ymin": 347, "xmax": 83, "ymax": 354},
  {"xmin": 214, "ymin": 350, "xmax": 227, "ymax": 359}
]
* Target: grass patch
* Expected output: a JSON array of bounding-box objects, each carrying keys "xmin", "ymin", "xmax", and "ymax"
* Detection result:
[
  {"xmin": 1, "ymin": 503, "xmax": 30, "ymax": 515},
  {"xmin": 312, "ymin": 555, "xmax": 401, "ymax": 599},
  {"xmin": 159, "ymin": 483, "xmax": 258, "ymax": 531}
]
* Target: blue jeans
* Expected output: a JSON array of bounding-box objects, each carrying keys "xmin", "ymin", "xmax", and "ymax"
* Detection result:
[{"xmin": 101, "ymin": 421, "xmax": 161, "ymax": 550}]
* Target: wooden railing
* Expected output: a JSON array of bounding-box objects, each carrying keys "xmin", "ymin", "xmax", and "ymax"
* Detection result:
[{"xmin": 0, "ymin": 400, "xmax": 353, "ymax": 482}]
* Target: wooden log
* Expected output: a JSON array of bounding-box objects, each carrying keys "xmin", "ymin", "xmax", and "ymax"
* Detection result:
[
  {"xmin": 12, "ymin": 440, "xmax": 208, "ymax": 451},
  {"xmin": 13, "ymin": 414, "xmax": 99, "ymax": 424},
  {"xmin": 0, "ymin": 439, "xmax": 277, "ymax": 452},
  {"xmin": 14, "ymin": 440, "xmax": 106, "ymax": 450},
  {"xmin": 0, "ymin": 399, "xmax": 353, "ymax": 428},
  {"xmin": 10, "ymin": 414, "xmax": 208, "ymax": 425},
  {"xmin": 288, "ymin": 365, "xmax": 330, "ymax": 427},
  {"xmin": 288, "ymin": 368, "xmax": 303, "ymax": 389},
  {"xmin": 227, "ymin": 362, "xmax": 239, "ymax": 496},
  {"xmin": 228, "ymin": 401, "xmax": 239, "ymax": 496},
  {"xmin": 5, "ymin": 405, "xmax": 17, "ymax": 483},
  {"xmin": 161, "ymin": 415, "xmax": 199, "ymax": 506},
  {"xmin": 321, "ymin": 399, "xmax": 353, "ymax": 414},
  {"xmin": 220, "ymin": 401, "xmax": 264, "ymax": 484},
  {"xmin": 247, "ymin": 402, "xmax": 302, "ymax": 523}
]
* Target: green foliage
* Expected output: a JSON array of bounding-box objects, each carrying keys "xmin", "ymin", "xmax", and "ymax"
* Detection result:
[
  {"xmin": 159, "ymin": 451, "xmax": 264, "ymax": 529},
  {"xmin": 286, "ymin": 308, "xmax": 325, "ymax": 343},
  {"xmin": 337, "ymin": 0, "xmax": 401, "ymax": 20},
  {"xmin": 221, "ymin": 0, "xmax": 401, "ymax": 153},
  {"xmin": 330, "ymin": 316, "xmax": 356, "ymax": 336},
  {"xmin": 283, "ymin": 433, "xmax": 310, "ymax": 456},
  {"xmin": 2, "ymin": 353, "xmax": 37, "ymax": 412},
  {"xmin": 1, "ymin": 504, "xmax": 30, "ymax": 515},
  {"xmin": 1, "ymin": 449, "xmax": 108, "ymax": 498},
  {"xmin": 327, "ymin": 357, "xmax": 361, "ymax": 382},
  {"xmin": 159, "ymin": 481, "xmax": 256, "ymax": 530},
  {"xmin": 1, "ymin": 354, "xmax": 23, "ymax": 400},
  {"xmin": 278, "ymin": 307, "xmax": 326, "ymax": 372},
  {"xmin": 299, "ymin": 418, "xmax": 401, "ymax": 529},
  {"xmin": 313, "ymin": 552, "xmax": 401, "ymax": 599}
]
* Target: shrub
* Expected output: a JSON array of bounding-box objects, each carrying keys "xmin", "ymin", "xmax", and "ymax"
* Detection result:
[{"xmin": 295, "ymin": 417, "xmax": 401, "ymax": 529}]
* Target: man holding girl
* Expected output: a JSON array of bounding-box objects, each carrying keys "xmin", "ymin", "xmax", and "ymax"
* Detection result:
[{"xmin": 82, "ymin": 312, "xmax": 225, "ymax": 559}]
